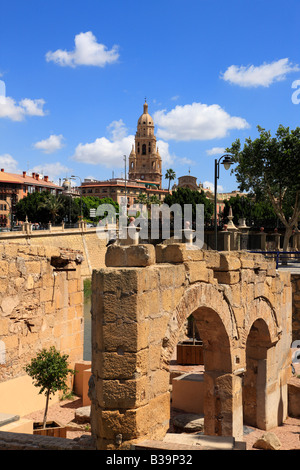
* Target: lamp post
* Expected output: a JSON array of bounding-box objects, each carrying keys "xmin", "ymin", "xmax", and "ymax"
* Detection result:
[
  {"xmin": 214, "ymin": 154, "xmax": 233, "ymax": 250},
  {"xmin": 70, "ymin": 175, "xmax": 83, "ymax": 219}
]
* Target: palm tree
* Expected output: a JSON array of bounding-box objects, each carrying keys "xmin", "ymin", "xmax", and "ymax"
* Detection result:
[
  {"xmin": 148, "ymin": 194, "xmax": 161, "ymax": 205},
  {"xmin": 136, "ymin": 193, "xmax": 148, "ymax": 205},
  {"xmin": 165, "ymin": 169, "xmax": 176, "ymax": 191},
  {"xmin": 38, "ymin": 194, "xmax": 64, "ymax": 224}
]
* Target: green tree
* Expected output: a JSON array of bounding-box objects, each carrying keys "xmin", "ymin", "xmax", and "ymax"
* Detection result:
[
  {"xmin": 15, "ymin": 191, "xmax": 51, "ymax": 225},
  {"xmin": 91, "ymin": 197, "xmax": 119, "ymax": 223},
  {"xmin": 136, "ymin": 193, "xmax": 148, "ymax": 205},
  {"xmin": 38, "ymin": 194, "xmax": 64, "ymax": 224},
  {"xmin": 227, "ymin": 125, "xmax": 300, "ymax": 249},
  {"xmin": 148, "ymin": 194, "xmax": 161, "ymax": 205},
  {"xmin": 165, "ymin": 168, "xmax": 176, "ymax": 191},
  {"xmin": 25, "ymin": 347, "xmax": 75, "ymax": 428},
  {"xmin": 164, "ymin": 187, "xmax": 214, "ymax": 224},
  {"xmin": 222, "ymin": 194, "xmax": 277, "ymax": 228}
]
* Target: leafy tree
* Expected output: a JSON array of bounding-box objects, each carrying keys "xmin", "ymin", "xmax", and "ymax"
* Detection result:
[
  {"xmin": 165, "ymin": 168, "xmax": 176, "ymax": 191},
  {"xmin": 164, "ymin": 187, "xmax": 214, "ymax": 224},
  {"xmin": 15, "ymin": 191, "xmax": 51, "ymax": 225},
  {"xmin": 227, "ymin": 125, "xmax": 300, "ymax": 249},
  {"xmin": 38, "ymin": 194, "xmax": 64, "ymax": 224},
  {"xmin": 25, "ymin": 347, "xmax": 75, "ymax": 428},
  {"xmin": 91, "ymin": 197, "xmax": 119, "ymax": 223},
  {"xmin": 136, "ymin": 193, "xmax": 148, "ymax": 205},
  {"xmin": 222, "ymin": 194, "xmax": 277, "ymax": 228},
  {"xmin": 148, "ymin": 194, "xmax": 161, "ymax": 205}
]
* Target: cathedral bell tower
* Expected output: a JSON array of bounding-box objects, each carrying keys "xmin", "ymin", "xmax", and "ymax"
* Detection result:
[{"xmin": 128, "ymin": 101, "xmax": 162, "ymax": 188}]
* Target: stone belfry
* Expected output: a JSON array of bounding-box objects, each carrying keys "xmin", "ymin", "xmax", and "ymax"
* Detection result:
[{"xmin": 128, "ymin": 100, "xmax": 162, "ymax": 188}]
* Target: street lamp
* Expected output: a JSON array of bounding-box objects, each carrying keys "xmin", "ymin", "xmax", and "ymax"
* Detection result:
[
  {"xmin": 214, "ymin": 154, "xmax": 233, "ymax": 250},
  {"xmin": 70, "ymin": 175, "xmax": 82, "ymax": 219}
]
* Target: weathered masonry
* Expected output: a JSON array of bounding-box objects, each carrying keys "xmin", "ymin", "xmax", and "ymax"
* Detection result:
[
  {"xmin": 90, "ymin": 244, "xmax": 292, "ymax": 450},
  {"xmin": 0, "ymin": 243, "xmax": 84, "ymax": 385}
]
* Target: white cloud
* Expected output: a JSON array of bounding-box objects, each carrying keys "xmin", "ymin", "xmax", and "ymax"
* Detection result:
[
  {"xmin": 156, "ymin": 140, "xmax": 175, "ymax": 167},
  {"xmin": 71, "ymin": 119, "xmax": 176, "ymax": 169},
  {"xmin": 0, "ymin": 154, "xmax": 18, "ymax": 172},
  {"xmin": 206, "ymin": 147, "xmax": 226, "ymax": 156},
  {"xmin": 72, "ymin": 135, "xmax": 134, "ymax": 168},
  {"xmin": 221, "ymin": 58, "xmax": 299, "ymax": 87},
  {"xmin": 29, "ymin": 162, "xmax": 71, "ymax": 183},
  {"xmin": 153, "ymin": 102, "xmax": 249, "ymax": 141},
  {"xmin": 46, "ymin": 31, "xmax": 119, "ymax": 68},
  {"xmin": 34, "ymin": 134, "xmax": 65, "ymax": 154},
  {"xmin": 0, "ymin": 96, "xmax": 46, "ymax": 121}
]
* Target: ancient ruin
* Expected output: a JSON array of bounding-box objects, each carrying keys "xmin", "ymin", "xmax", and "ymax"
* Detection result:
[{"xmin": 89, "ymin": 243, "xmax": 292, "ymax": 449}]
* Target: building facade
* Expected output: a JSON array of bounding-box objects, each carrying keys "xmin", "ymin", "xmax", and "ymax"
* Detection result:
[
  {"xmin": 79, "ymin": 102, "xmax": 167, "ymax": 207},
  {"xmin": 0, "ymin": 169, "xmax": 62, "ymax": 229}
]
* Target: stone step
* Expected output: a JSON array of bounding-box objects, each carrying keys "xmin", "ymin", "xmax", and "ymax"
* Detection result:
[
  {"xmin": 0, "ymin": 413, "xmax": 19, "ymax": 428},
  {"xmin": 132, "ymin": 433, "xmax": 246, "ymax": 451},
  {"xmin": 163, "ymin": 433, "xmax": 246, "ymax": 450}
]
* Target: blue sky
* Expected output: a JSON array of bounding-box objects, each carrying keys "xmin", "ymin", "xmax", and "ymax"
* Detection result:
[{"xmin": 0, "ymin": 0, "xmax": 300, "ymax": 192}]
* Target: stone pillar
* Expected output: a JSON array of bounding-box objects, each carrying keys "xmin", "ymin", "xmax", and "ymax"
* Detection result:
[
  {"xmin": 221, "ymin": 229, "xmax": 231, "ymax": 251},
  {"xmin": 90, "ymin": 245, "xmax": 170, "ymax": 450},
  {"xmin": 292, "ymin": 231, "xmax": 299, "ymax": 250},
  {"xmin": 273, "ymin": 229, "xmax": 281, "ymax": 250},
  {"xmin": 23, "ymin": 216, "xmax": 31, "ymax": 235},
  {"xmin": 203, "ymin": 371, "xmax": 243, "ymax": 441},
  {"xmin": 259, "ymin": 228, "xmax": 267, "ymax": 250}
]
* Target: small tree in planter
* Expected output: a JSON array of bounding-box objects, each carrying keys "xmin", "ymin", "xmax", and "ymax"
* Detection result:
[{"xmin": 25, "ymin": 346, "xmax": 75, "ymax": 429}]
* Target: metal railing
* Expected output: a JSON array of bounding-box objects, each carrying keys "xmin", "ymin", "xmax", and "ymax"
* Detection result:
[{"xmin": 249, "ymin": 250, "xmax": 300, "ymax": 268}]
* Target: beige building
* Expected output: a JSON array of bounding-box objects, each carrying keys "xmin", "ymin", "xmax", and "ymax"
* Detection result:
[
  {"xmin": 79, "ymin": 101, "xmax": 168, "ymax": 205},
  {"xmin": 175, "ymin": 174, "xmax": 246, "ymax": 223},
  {"xmin": 128, "ymin": 101, "xmax": 162, "ymax": 188}
]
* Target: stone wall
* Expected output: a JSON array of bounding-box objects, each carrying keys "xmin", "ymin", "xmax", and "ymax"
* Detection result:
[
  {"xmin": 0, "ymin": 228, "xmax": 107, "ymax": 278},
  {"xmin": 0, "ymin": 243, "xmax": 84, "ymax": 384},
  {"xmin": 90, "ymin": 244, "xmax": 292, "ymax": 449},
  {"xmin": 291, "ymin": 274, "xmax": 300, "ymax": 342}
]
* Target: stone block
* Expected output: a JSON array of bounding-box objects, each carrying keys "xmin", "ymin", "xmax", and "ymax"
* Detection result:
[
  {"xmin": 95, "ymin": 349, "xmax": 149, "ymax": 380},
  {"xmin": 158, "ymin": 264, "xmax": 186, "ymax": 287},
  {"xmin": 99, "ymin": 319, "xmax": 150, "ymax": 353},
  {"xmin": 219, "ymin": 253, "xmax": 241, "ymax": 271},
  {"xmin": 202, "ymin": 251, "xmax": 221, "ymax": 268},
  {"xmin": 214, "ymin": 271, "xmax": 240, "ymax": 285},
  {"xmin": 93, "ymin": 268, "xmax": 139, "ymax": 294},
  {"xmin": 156, "ymin": 244, "xmax": 204, "ymax": 264},
  {"xmin": 184, "ymin": 261, "xmax": 210, "ymax": 283},
  {"xmin": 105, "ymin": 244, "xmax": 155, "ymax": 267},
  {"xmin": 136, "ymin": 266, "xmax": 159, "ymax": 292},
  {"xmin": 99, "ymin": 375, "xmax": 150, "ymax": 409}
]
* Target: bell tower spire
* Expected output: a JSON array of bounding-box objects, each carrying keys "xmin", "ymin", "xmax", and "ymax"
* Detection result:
[{"xmin": 128, "ymin": 101, "xmax": 162, "ymax": 188}]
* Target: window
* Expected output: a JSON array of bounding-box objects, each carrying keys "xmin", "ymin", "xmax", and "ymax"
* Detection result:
[{"xmin": 142, "ymin": 144, "xmax": 146, "ymax": 155}]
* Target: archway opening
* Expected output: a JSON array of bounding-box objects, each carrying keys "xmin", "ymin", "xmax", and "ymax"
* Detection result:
[
  {"xmin": 243, "ymin": 318, "xmax": 274, "ymax": 430},
  {"xmin": 169, "ymin": 305, "xmax": 233, "ymax": 437}
]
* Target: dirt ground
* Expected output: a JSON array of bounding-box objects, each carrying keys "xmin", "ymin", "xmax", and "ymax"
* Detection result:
[{"xmin": 23, "ymin": 396, "xmax": 300, "ymax": 450}]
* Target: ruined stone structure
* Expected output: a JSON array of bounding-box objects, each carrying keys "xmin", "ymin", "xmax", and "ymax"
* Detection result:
[
  {"xmin": 0, "ymin": 227, "xmax": 107, "ymax": 278},
  {"xmin": 90, "ymin": 243, "xmax": 292, "ymax": 449},
  {"xmin": 0, "ymin": 243, "xmax": 84, "ymax": 385}
]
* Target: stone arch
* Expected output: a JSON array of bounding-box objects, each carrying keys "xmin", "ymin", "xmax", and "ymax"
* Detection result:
[
  {"xmin": 243, "ymin": 297, "xmax": 287, "ymax": 430},
  {"xmin": 160, "ymin": 282, "xmax": 243, "ymax": 438},
  {"xmin": 161, "ymin": 282, "xmax": 238, "ymax": 369},
  {"xmin": 243, "ymin": 295, "xmax": 281, "ymax": 347}
]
